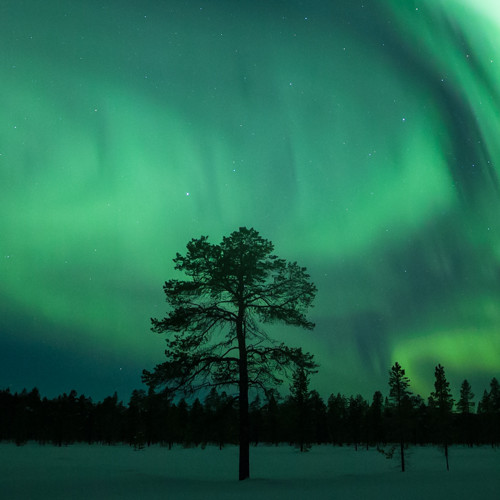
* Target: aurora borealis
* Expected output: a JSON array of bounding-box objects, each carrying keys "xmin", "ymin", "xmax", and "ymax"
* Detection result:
[{"xmin": 1, "ymin": 0, "xmax": 499, "ymax": 401}]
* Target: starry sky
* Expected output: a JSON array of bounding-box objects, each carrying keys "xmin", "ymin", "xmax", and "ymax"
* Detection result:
[{"xmin": 1, "ymin": 0, "xmax": 500, "ymax": 402}]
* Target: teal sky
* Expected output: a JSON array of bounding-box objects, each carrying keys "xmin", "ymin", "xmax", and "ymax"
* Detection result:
[{"xmin": 1, "ymin": 0, "xmax": 499, "ymax": 401}]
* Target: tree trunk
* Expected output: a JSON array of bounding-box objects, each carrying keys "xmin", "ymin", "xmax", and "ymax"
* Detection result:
[
  {"xmin": 400, "ymin": 439, "xmax": 405, "ymax": 472},
  {"xmin": 237, "ymin": 305, "xmax": 250, "ymax": 481},
  {"xmin": 238, "ymin": 385, "xmax": 250, "ymax": 480}
]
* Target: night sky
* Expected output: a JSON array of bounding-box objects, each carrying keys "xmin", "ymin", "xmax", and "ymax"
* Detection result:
[{"xmin": 2, "ymin": 0, "xmax": 500, "ymax": 402}]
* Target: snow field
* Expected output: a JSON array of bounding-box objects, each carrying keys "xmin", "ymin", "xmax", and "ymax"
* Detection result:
[{"xmin": 0, "ymin": 443, "xmax": 498, "ymax": 499}]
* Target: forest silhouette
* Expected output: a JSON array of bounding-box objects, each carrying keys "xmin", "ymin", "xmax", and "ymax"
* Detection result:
[{"xmin": 2, "ymin": 368, "xmax": 499, "ymax": 455}]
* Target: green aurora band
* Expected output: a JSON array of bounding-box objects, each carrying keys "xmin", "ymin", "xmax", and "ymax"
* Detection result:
[{"xmin": 1, "ymin": 0, "xmax": 499, "ymax": 399}]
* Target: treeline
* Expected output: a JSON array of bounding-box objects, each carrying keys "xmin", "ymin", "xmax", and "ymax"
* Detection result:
[{"xmin": 1, "ymin": 369, "xmax": 499, "ymax": 450}]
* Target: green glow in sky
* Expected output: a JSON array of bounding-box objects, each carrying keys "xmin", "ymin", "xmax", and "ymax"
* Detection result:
[{"xmin": 1, "ymin": 0, "xmax": 499, "ymax": 399}]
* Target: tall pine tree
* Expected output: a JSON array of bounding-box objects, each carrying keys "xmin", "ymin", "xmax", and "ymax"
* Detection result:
[{"xmin": 143, "ymin": 227, "xmax": 317, "ymax": 480}]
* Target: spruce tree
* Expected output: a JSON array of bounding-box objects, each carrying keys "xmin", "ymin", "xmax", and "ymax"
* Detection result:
[
  {"xmin": 347, "ymin": 395, "xmax": 368, "ymax": 450},
  {"xmin": 388, "ymin": 362, "xmax": 412, "ymax": 472},
  {"xmin": 457, "ymin": 379, "xmax": 475, "ymax": 446},
  {"xmin": 367, "ymin": 391, "xmax": 385, "ymax": 446},
  {"xmin": 309, "ymin": 391, "xmax": 328, "ymax": 444},
  {"xmin": 327, "ymin": 393, "xmax": 348, "ymax": 446},
  {"xmin": 262, "ymin": 390, "xmax": 281, "ymax": 445},
  {"xmin": 249, "ymin": 395, "xmax": 263, "ymax": 446},
  {"xmin": 489, "ymin": 378, "xmax": 500, "ymax": 412},
  {"xmin": 487, "ymin": 378, "xmax": 500, "ymax": 444},
  {"xmin": 289, "ymin": 363, "xmax": 314, "ymax": 451},
  {"xmin": 457, "ymin": 380, "xmax": 475, "ymax": 415},
  {"xmin": 429, "ymin": 364, "xmax": 454, "ymax": 470}
]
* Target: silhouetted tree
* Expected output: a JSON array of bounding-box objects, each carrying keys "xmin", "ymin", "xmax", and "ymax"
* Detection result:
[
  {"xmin": 309, "ymin": 390, "xmax": 328, "ymax": 444},
  {"xmin": 94, "ymin": 392, "xmax": 125, "ymax": 444},
  {"xmin": 428, "ymin": 364, "xmax": 454, "ymax": 470},
  {"xmin": 262, "ymin": 389, "xmax": 281, "ymax": 445},
  {"xmin": 174, "ymin": 398, "xmax": 189, "ymax": 444},
  {"xmin": 249, "ymin": 395, "xmax": 263, "ymax": 446},
  {"xmin": 219, "ymin": 392, "xmax": 238, "ymax": 445},
  {"xmin": 327, "ymin": 393, "xmax": 348, "ymax": 446},
  {"xmin": 477, "ymin": 390, "xmax": 490, "ymax": 414},
  {"xmin": 366, "ymin": 391, "xmax": 385, "ymax": 446},
  {"xmin": 151, "ymin": 390, "xmax": 175, "ymax": 448},
  {"xmin": 457, "ymin": 379, "xmax": 475, "ymax": 446},
  {"xmin": 142, "ymin": 227, "xmax": 317, "ymax": 480},
  {"xmin": 0, "ymin": 389, "xmax": 15, "ymax": 441},
  {"xmin": 346, "ymin": 394, "xmax": 368, "ymax": 450},
  {"xmin": 410, "ymin": 394, "xmax": 428, "ymax": 445},
  {"xmin": 457, "ymin": 379, "xmax": 475, "ymax": 415},
  {"xmin": 478, "ymin": 378, "xmax": 500, "ymax": 445},
  {"xmin": 203, "ymin": 388, "xmax": 221, "ymax": 446},
  {"xmin": 127, "ymin": 389, "xmax": 147, "ymax": 448},
  {"xmin": 203, "ymin": 388, "xmax": 236, "ymax": 448},
  {"xmin": 490, "ymin": 378, "xmax": 500, "ymax": 409},
  {"xmin": 76, "ymin": 394, "xmax": 94, "ymax": 444},
  {"xmin": 52, "ymin": 390, "xmax": 80, "ymax": 446},
  {"xmin": 289, "ymin": 363, "xmax": 315, "ymax": 451},
  {"xmin": 188, "ymin": 398, "xmax": 205, "ymax": 446},
  {"xmin": 388, "ymin": 362, "xmax": 412, "ymax": 472},
  {"xmin": 489, "ymin": 378, "xmax": 500, "ymax": 444},
  {"xmin": 13, "ymin": 388, "xmax": 41, "ymax": 445}
]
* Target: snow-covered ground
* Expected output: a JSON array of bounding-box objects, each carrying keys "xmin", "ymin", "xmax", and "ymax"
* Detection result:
[{"xmin": 0, "ymin": 443, "xmax": 498, "ymax": 499}]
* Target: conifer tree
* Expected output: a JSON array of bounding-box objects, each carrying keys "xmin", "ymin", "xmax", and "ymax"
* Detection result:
[
  {"xmin": 289, "ymin": 363, "xmax": 314, "ymax": 451},
  {"xmin": 188, "ymin": 398, "xmax": 205, "ymax": 446},
  {"xmin": 457, "ymin": 379, "xmax": 475, "ymax": 415},
  {"xmin": 262, "ymin": 389, "xmax": 281, "ymax": 445},
  {"xmin": 327, "ymin": 393, "xmax": 348, "ymax": 445},
  {"xmin": 457, "ymin": 379, "xmax": 475, "ymax": 446},
  {"xmin": 309, "ymin": 391, "xmax": 328, "ymax": 444},
  {"xmin": 388, "ymin": 362, "xmax": 412, "ymax": 472},
  {"xmin": 249, "ymin": 395, "xmax": 263, "ymax": 446},
  {"xmin": 143, "ymin": 227, "xmax": 317, "ymax": 480},
  {"xmin": 487, "ymin": 378, "xmax": 500, "ymax": 444},
  {"xmin": 127, "ymin": 389, "xmax": 147, "ymax": 448},
  {"xmin": 489, "ymin": 377, "xmax": 500, "ymax": 413},
  {"xmin": 287, "ymin": 368, "xmax": 326, "ymax": 448},
  {"xmin": 429, "ymin": 364, "xmax": 454, "ymax": 470},
  {"xmin": 477, "ymin": 390, "xmax": 490, "ymax": 413},
  {"xmin": 347, "ymin": 395, "xmax": 368, "ymax": 450},
  {"xmin": 204, "ymin": 388, "xmax": 222, "ymax": 447},
  {"xmin": 367, "ymin": 391, "xmax": 385, "ymax": 446}
]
